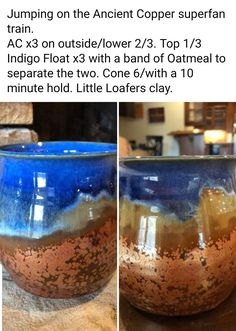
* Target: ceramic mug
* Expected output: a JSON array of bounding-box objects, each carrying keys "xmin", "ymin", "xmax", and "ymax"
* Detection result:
[
  {"xmin": 0, "ymin": 141, "xmax": 117, "ymax": 298},
  {"xmin": 120, "ymin": 156, "xmax": 236, "ymax": 316}
]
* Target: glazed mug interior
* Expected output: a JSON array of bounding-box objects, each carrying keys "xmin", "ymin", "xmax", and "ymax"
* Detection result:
[
  {"xmin": 0, "ymin": 141, "xmax": 117, "ymax": 298},
  {"xmin": 119, "ymin": 156, "xmax": 236, "ymax": 316}
]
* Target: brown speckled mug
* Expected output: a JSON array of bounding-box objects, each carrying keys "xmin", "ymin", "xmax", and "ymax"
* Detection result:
[{"xmin": 120, "ymin": 156, "xmax": 236, "ymax": 316}]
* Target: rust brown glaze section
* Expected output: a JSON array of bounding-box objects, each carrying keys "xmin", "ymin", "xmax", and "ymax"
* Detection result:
[
  {"xmin": 120, "ymin": 189, "xmax": 236, "ymax": 316},
  {"xmin": 0, "ymin": 207, "xmax": 116, "ymax": 298}
]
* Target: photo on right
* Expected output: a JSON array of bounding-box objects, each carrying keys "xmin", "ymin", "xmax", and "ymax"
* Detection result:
[{"xmin": 119, "ymin": 102, "xmax": 236, "ymax": 331}]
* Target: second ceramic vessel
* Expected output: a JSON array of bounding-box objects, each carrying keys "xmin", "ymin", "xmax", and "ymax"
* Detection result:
[{"xmin": 120, "ymin": 156, "xmax": 236, "ymax": 316}]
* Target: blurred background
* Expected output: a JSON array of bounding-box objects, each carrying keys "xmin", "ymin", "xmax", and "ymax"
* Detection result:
[
  {"xmin": 0, "ymin": 102, "xmax": 117, "ymax": 146},
  {"xmin": 120, "ymin": 102, "xmax": 236, "ymax": 156}
]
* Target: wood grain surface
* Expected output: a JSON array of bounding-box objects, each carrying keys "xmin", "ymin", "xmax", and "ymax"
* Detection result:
[
  {"xmin": 3, "ymin": 268, "xmax": 117, "ymax": 331},
  {"xmin": 120, "ymin": 290, "xmax": 236, "ymax": 331}
]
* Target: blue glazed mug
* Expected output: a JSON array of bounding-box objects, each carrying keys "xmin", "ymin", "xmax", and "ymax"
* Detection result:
[
  {"xmin": 0, "ymin": 141, "xmax": 117, "ymax": 298},
  {"xmin": 120, "ymin": 156, "xmax": 236, "ymax": 316}
]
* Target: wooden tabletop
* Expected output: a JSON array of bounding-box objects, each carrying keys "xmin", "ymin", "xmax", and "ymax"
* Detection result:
[
  {"xmin": 3, "ymin": 268, "xmax": 117, "ymax": 331},
  {"xmin": 120, "ymin": 288, "xmax": 236, "ymax": 331}
]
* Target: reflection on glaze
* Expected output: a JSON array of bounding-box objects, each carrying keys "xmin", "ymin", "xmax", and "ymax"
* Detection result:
[{"xmin": 0, "ymin": 194, "xmax": 114, "ymax": 238}]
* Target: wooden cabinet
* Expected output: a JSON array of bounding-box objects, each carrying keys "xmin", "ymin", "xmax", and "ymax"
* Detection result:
[
  {"xmin": 185, "ymin": 103, "xmax": 205, "ymax": 127},
  {"xmin": 185, "ymin": 102, "xmax": 236, "ymax": 132},
  {"xmin": 119, "ymin": 103, "xmax": 143, "ymax": 118},
  {"xmin": 204, "ymin": 103, "xmax": 227, "ymax": 130}
]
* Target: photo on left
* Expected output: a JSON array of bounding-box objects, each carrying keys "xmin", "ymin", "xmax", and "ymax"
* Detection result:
[{"xmin": 0, "ymin": 102, "xmax": 117, "ymax": 331}]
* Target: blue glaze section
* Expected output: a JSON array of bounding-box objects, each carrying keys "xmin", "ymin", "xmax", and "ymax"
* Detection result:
[
  {"xmin": 120, "ymin": 158, "xmax": 236, "ymax": 221},
  {"xmin": 0, "ymin": 142, "xmax": 116, "ymax": 238}
]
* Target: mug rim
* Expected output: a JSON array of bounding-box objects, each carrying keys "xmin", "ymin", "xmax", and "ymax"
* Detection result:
[
  {"xmin": 0, "ymin": 141, "xmax": 117, "ymax": 159},
  {"xmin": 120, "ymin": 155, "xmax": 236, "ymax": 162}
]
